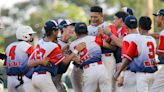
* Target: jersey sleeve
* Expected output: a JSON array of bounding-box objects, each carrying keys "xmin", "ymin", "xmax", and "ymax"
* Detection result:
[
  {"xmin": 157, "ymin": 33, "xmax": 164, "ymax": 54},
  {"xmin": 122, "ymin": 40, "xmax": 130, "ymax": 57},
  {"xmin": 95, "ymin": 36, "xmax": 103, "ymax": 47},
  {"xmin": 122, "ymin": 41, "xmax": 139, "ymax": 61},
  {"xmin": 121, "ymin": 26, "xmax": 128, "ymax": 37},
  {"xmin": 48, "ymin": 47, "xmax": 65, "ymax": 65},
  {"xmin": 109, "ymin": 25, "xmax": 118, "ymax": 37},
  {"xmin": 26, "ymin": 46, "xmax": 34, "ymax": 55}
]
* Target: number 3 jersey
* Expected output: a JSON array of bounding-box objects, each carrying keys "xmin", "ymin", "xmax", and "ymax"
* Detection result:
[
  {"xmin": 5, "ymin": 41, "xmax": 34, "ymax": 75},
  {"xmin": 29, "ymin": 39, "xmax": 65, "ymax": 76},
  {"xmin": 70, "ymin": 36, "xmax": 103, "ymax": 66},
  {"xmin": 122, "ymin": 34, "xmax": 158, "ymax": 73}
]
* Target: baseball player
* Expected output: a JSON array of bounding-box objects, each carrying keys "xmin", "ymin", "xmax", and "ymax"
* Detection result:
[
  {"xmin": 28, "ymin": 20, "xmax": 85, "ymax": 92},
  {"xmin": 5, "ymin": 25, "xmax": 36, "ymax": 92},
  {"xmin": 150, "ymin": 9, "xmax": 164, "ymax": 92},
  {"xmin": 70, "ymin": 22, "xmax": 112, "ymax": 92},
  {"xmin": 97, "ymin": 11, "xmax": 129, "ymax": 92},
  {"xmin": 52, "ymin": 19, "xmax": 76, "ymax": 92},
  {"xmin": 114, "ymin": 16, "xmax": 158, "ymax": 92},
  {"xmin": 88, "ymin": 6, "xmax": 116, "ymax": 92}
]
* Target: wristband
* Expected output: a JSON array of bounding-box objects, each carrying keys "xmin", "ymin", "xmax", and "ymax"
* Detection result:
[{"xmin": 107, "ymin": 32, "xmax": 113, "ymax": 37}]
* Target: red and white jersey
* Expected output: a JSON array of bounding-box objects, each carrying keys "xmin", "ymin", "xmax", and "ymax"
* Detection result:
[
  {"xmin": 157, "ymin": 29, "xmax": 164, "ymax": 54},
  {"xmin": 29, "ymin": 39, "xmax": 65, "ymax": 65},
  {"xmin": 88, "ymin": 22, "xmax": 109, "ymax": 36},
  {"xmin": 109, "ymin": 25, "xmax": 127, "ymax": 38},
  {"xmin": 5, "ymin": 41, "xmax": 34, "ymax": 67},
  {"xmin": 122, "ymin": 34, "xmax": 157, "ymax": 72},
  {"xmin": 70, "ymin": 36, "xmax": 103, "ymax": 65}
]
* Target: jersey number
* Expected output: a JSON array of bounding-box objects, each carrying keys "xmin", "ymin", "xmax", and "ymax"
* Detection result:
[
  {"xmin": 35, "ymin": 45, "xmax": 46, "ymax": 60},
  {"xmin": 147, "ymin": 42, "xmax": 155, "ymax": 59},
  {"xmin": 9, "ymin": 46, "xmax": 16, "ymax": 60}
]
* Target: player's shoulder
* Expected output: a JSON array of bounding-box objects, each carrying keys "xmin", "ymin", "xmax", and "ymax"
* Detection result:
[
  {"xmin": 39, "ymin": 39, "xmax": 58, "ymax": 48},
  {"xmin": 6, "ymin": 42, "xmax": 17, "ymax": 50},
  {"xmin": 123, "ymin": 34, "xmax": 140, "ymax": 40},
  {"xmin": 160, "ymin": 29, "xmax": 164, "ymax": 35},
  {"xmin": 19, "ymin": 41, "xmax": 32, "ymax": 47},
  {"xmin": 142, "ymin": 35, "xmax": 156, "ymax": 43}
]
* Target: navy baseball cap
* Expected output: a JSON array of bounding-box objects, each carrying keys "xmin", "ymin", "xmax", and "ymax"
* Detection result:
[
  {"xmin": 122, "ymin": 7, "xmax": 134, "ymax": 15},
  {"xmin": 44, "ymin": 20, "xmax": 59, "ymax": 32},
  {"xmin": 75, "ymin": 22, "xmax": 87, "ymax": 33},
  {"xmin": 124, "ymin": 16, "xmax": 137, "ymax": 29},
  {"xmin": 59, "ymin": 19, "xmax": 76, "ymax": 29},
  {"xmin": 153, "ymin": 9, "xmax": 164, "ymax": 16}
]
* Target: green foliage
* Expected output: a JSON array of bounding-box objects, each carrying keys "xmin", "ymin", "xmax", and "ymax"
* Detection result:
[{"xmin": 26, "ymin": 0, "xmax": 88, "ymax": 36}]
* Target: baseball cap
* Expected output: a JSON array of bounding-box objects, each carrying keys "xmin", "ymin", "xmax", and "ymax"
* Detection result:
[
  {"xmin": 153, "ymin": 9, "xmax": 164, "ymax": 16},
  {"xmin": 44, "ymin": 20, "xmax": 58, "ymax": 32},
  {"xmin": 122, "ymin": 7, "xmax": 134, "ymax": 15},
  {"xmin": 124, "ymin": 16, "xmax": 137, "ymax": 29},
  {"xmin": 74, "ymin": 22, "xmax": 88, "ymax": 34},
  {"xmin": 59, "ymin": 19, "xmax": 76, "ymax": 29}
]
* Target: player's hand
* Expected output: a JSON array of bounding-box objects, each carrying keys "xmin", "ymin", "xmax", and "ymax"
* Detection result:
[
  {"xmin": 75, "ymin": 42, "xmax": 86, "ymax": 52},
  {"xmin": 97, "ymin": 27, "xmax": 104, "ymax": 37},
  {"xmin": 62, "ymin": 43, "xmax": 70, "ymax": 52},
  {"xmin": 117, "ymin": 76, "xmax": 124, "ymax": 87},
  {"xmin": 104, "ymin": 26, "xmax": 111, "ymax": 34},
  {"xmin": 113, "ymin": 71, "xmax": 121, "ymax": 81},
  {"xmin": 72, "ymin": 56, "xmax": 82, "ymax": 64},
  {"xmin": 41, "ymin": 57, "xmax": 50, "ymax": 66}
]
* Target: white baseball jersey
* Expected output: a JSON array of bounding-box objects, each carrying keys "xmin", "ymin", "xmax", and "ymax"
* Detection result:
[
  {"xmin": 122, "ymin": 34, "xmax": 157, "ymax": 73},
  {"xmin": 5, "ymin": 41, "xmax": 34, "ymax": 75},
  {"xmin": 70, "ymin": 36, "xmax": 103, "ymax": 65},
  {"xmin": 88, "ymin": 22, "xmax": 109, "ymax": 36},
  {"xmin": 30, "ymin": 39, "xmax": 65, "ymax": 66}
]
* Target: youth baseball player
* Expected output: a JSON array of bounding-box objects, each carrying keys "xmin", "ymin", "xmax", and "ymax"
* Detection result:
[
  {"xmin": 28, "ymin": 20, "xmax": 85, "ymax": 92},
  {"xmin": 5, "ymin": 25, "xmax": 36, "ymax": 92},
  {"xmin": 88, "ymin": 6, "xmax": 116, "ymax": 92},
  {"xmin": 150, "ymin": 9, "xmax": 164, "ymax": 92},
  {"xmin": 52, "ymin": 19, "xmax": 76, "ymax": 92},
  {"xmin": 70, "ymin": 22, "xmax": 111, "ymax": 92},
  {"xmin": 114, "ymin": 16, "xmax": 158, "ymax": 92}
]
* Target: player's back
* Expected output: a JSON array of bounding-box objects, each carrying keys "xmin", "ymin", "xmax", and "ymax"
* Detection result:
[
  {"xmin": 129, "ymin": 35, "xmax": 157, "ymax": 73},
  {"xmin": 31, "ymin": 39, "xmax": 64, "ymax": 76},
  {"xmin": 70, "ymin": 36, "xmax": 102, "ymax": 65},
  {"xmin": 5, "ymin": 41, "xmax": 33, "ymax": 75}
]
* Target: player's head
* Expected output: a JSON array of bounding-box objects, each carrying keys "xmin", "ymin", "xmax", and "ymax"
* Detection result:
[
  {"xmin": 59, "ymin": 19, "xmax": 76, "ymax": 41},
  {"xmin": 16, "ymin": 25, "xmax": 36, "ymax": 42},
  {"xmin": 124, "ymin": 15, "xmax": 137, "ymax": 32},
  {"xmin": 90, "ymin": 6, "xmax": 103, "ymax": 26},
  {"xmin": 122, "ymin": 7, "xmax": 134, "ymax": 15},
  {"xmin": 75, "ymin": 22, "xmax": 88, "ymax": 36},
  {"xmin": 44, "ymin": 20, "xmax": 59, "ymax": 39},
  {"xmin": 114, "ymin": 11, "xmax": 128, "ymax": 28},
  {"xmin": 153, "ymin": 9, "xmax": 164, "ymax": 29},
  {"xmin": 138, "ymin": 16, "xmax": 152, "ymax": 34},
  {"xmin": 59, "ymin": 19, "xmax": 76, "ymax": 34}
]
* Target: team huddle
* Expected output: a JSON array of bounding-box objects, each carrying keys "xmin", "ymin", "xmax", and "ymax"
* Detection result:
[{"xmin": 2, "ymin": 5, "xmax": 164, "ymax": 92}]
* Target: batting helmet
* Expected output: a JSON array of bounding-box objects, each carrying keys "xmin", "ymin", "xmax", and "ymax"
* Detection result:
[{"xmin": 16, "ymin": 25, "xmax": 36, "ymax": 41}]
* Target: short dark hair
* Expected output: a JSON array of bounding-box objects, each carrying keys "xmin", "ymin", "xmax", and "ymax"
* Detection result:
[
  {"xmin": 139, "ymin": 16, "xmax": 152, "ymax": 30},
  {"xmin": 115, "ymin": 11, "xmax": 129, "ymax": 21},
  {"xmin": 75, "ymin": 22, "xmax": 88, "ymax": 35},
  {"xmin": 90, "ymin": 6, "xmax": 103, "ymax": 13}
]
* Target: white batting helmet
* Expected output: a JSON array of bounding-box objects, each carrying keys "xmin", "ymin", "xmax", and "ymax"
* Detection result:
[{"xmin": 16, "ymin": 25, "xmax": 36, "ymax": 41}]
